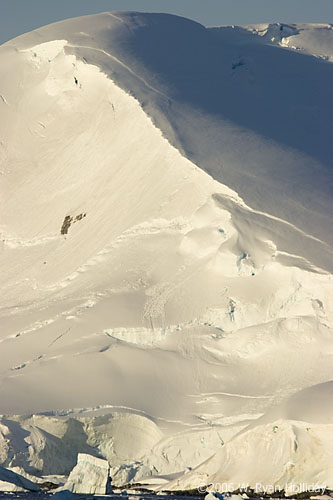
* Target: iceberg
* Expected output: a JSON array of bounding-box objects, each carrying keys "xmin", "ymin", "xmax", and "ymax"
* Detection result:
[
  {"xmin": 63, "ymin": 453, "xmax": 111, "ymax": 495},
  {"xmin": 0, "ymin": 466, "xmax": 40, "ymax": 492}
]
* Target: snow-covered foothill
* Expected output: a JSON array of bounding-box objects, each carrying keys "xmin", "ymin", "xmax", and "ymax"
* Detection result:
[
  {"xmin": 166, "ymin": 382, "xmax": 333, "ymax": 493},
  {"xmin": 0, "ymin": 412, "xmax": 162, "ymax": 476},
  {"xmin": 63, "ymin": 453, "xmax": 111, "ymax": 495}
]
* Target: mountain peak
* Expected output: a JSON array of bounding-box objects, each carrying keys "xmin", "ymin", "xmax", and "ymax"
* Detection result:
[{"xmin": 0, "ymin": 12, "xmax": 332, "ymax": 492}]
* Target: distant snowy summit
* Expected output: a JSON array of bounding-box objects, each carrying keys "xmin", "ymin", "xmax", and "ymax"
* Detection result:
[
  {"xmin": 0, "ymin": 12, "xmax": 332, "ymax": 494},
  {"xmin": 244, "ymin": 22, "xmax": 333, "ymax": 59}
]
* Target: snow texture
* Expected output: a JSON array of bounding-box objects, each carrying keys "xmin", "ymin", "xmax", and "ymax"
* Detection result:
[{"xmin": 0, "ymin": 12, "xmax": 332, "ymax": 492}]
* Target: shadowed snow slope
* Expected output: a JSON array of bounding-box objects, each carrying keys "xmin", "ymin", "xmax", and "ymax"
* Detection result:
[
  {"xmin": 0, "ymin": 467, "xmax": 40, "ymax": 492},
  {"xmin": 0, "ymin": 12, "xmax": 332, "ymax": 490}
]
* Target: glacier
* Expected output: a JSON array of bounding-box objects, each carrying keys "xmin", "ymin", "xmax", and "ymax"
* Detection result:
[{"xmin": 0, "ymin": 12, "xmax": 332, "ymax": 494}]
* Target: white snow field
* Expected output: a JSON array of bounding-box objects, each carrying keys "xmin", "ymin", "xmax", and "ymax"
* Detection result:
[{"xmin": 0, "ymin": 12, "xmax": 332, "ymax": 493}]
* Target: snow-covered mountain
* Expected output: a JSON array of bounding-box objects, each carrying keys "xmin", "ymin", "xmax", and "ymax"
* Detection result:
[{"xmin": 0, "ymin": 12, "xmax": 332, "ymax": 492}]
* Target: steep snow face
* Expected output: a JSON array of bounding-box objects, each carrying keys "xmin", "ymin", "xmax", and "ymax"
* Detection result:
[{"xmin": 0, "ymin": 12, "xmax": 332, "ymax": 489}]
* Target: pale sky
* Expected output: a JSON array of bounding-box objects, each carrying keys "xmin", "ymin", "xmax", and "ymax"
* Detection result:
[{"xmin": 1, "ymin": 0, "xmax": 333, "ymax": 44}]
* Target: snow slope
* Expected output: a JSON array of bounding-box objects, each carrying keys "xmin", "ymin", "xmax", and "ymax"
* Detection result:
[
  {"xmin": 0, "ymin": 12, "xmax": 332, "ymax": 490},
  {"xmin": 167, "ymin": 381, "xmax": 333, "ymax": 493}
]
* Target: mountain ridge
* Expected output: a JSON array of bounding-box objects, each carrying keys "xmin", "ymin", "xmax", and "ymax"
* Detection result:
[{"xmin": 0, "ymin": 12, "xmax": 332, "ymax": 491}]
